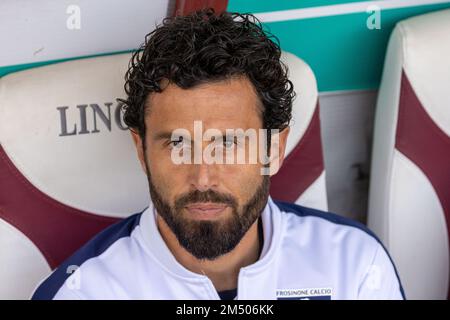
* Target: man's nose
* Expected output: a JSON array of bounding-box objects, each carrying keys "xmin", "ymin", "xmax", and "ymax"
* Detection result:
[{"xmin": 189, "ymin": 162, "xmax": 219, "ymax": 192}]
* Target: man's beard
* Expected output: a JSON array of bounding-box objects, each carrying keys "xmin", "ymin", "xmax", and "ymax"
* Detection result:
[{"xmin": 144, "ymin": 161, "xmax": 270, "ymax": 260}]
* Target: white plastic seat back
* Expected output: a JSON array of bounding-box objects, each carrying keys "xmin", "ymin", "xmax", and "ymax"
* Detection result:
[{"xmin": 368, "ymin": 9, "xmax": 450, "ymax": 299}]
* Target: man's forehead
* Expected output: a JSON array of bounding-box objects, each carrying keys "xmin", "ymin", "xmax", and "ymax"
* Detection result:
[{"xmin": 145, "ymin": 77, "xmax": 263, "ymax": 130}]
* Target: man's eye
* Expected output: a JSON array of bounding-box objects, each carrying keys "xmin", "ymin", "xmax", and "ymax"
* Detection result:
[
  {"xmin": 169, "ymin": 138, "xmax": 184, "ymax": 148},
  {"xmin": 223, "ymin": 138, "xmax": 235, "ymax": 148}
]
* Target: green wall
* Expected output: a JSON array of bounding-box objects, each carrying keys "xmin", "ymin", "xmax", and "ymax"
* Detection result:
[
  {"xmin": 228, "ymin": 0, "xmax": 368, "ymax": 13},
  {"xmin": 228, "ymin": 1, "xmax": 450, "ymax": 91}
]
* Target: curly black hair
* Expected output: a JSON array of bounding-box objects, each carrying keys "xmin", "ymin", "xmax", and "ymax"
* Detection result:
[{"xmin": 119, "ymin": 8, "xmax": 295, "ymax": 144}]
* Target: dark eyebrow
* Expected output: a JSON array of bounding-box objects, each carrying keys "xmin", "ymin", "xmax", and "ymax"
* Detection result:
[
  {"xmin": 152, "ymin": 131, "xmax": 174, "ymax": 141},
  {"xmin": 153, "ymin": 131, "xmax": 192, "ymax": 142},
  {"xmin": 152, "ymin": 131, "xmax": 240, "ymax": 142}
]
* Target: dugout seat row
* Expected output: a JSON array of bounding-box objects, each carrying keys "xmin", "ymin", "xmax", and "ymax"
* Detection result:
[{"xmin": 1, "ymin": 6, "xmax": 449, "ymax": 300}]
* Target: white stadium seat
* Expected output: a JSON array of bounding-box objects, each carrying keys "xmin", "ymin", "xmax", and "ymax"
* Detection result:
[
  {"xmin": 368, "ymin": 9, "xmax": 450, "ymax": 299},
  {"xmin": 270, "ymin": 52, "xmax": 328, "ymax": 211}
]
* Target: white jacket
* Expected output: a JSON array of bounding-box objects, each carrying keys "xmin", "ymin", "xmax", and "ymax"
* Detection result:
[{"xmin": 32, "ymin": 196, "xmax": 405, "ymax": 300}]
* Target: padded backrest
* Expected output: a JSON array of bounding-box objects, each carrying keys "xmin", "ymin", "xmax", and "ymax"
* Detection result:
[
  {"xmin": 0, "ymin": 53, "xmax": 148, "ymax": 299},
  {"xmin": 270, "ymin": 52, "xmax": 327, "ymax": 211},
  {"xmin": 368, "ymin": 9, "xmax": 450, "ymax": 299}
]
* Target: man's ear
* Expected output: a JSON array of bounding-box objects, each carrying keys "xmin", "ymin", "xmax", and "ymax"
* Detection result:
[
  {"xmin": 267, "ymin": 126, "xmax": 290, "ymax": 176},
  {"xmin": 130, "ymin": 129, "xmax": 147, "ymax": 174}
]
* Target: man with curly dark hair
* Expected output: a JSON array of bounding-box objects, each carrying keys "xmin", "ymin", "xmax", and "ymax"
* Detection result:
[
  {"xmin": 33, "ymin": 9, "xmax": 404, "ymax": 300},
  {"xmin": 120, "ymin": 8, "xmax": 293, "ymax": 298}
]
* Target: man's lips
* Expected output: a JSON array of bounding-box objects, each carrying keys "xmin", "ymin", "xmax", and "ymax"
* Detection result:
[{"xmin": 184, "ymin": 203, "xmax": 228, "ymax": 219}]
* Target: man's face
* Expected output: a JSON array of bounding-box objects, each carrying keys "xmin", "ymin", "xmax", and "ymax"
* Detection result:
[{"xmin": 132, "ymin": 77, "xmax": 287, "ymax": 260}]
